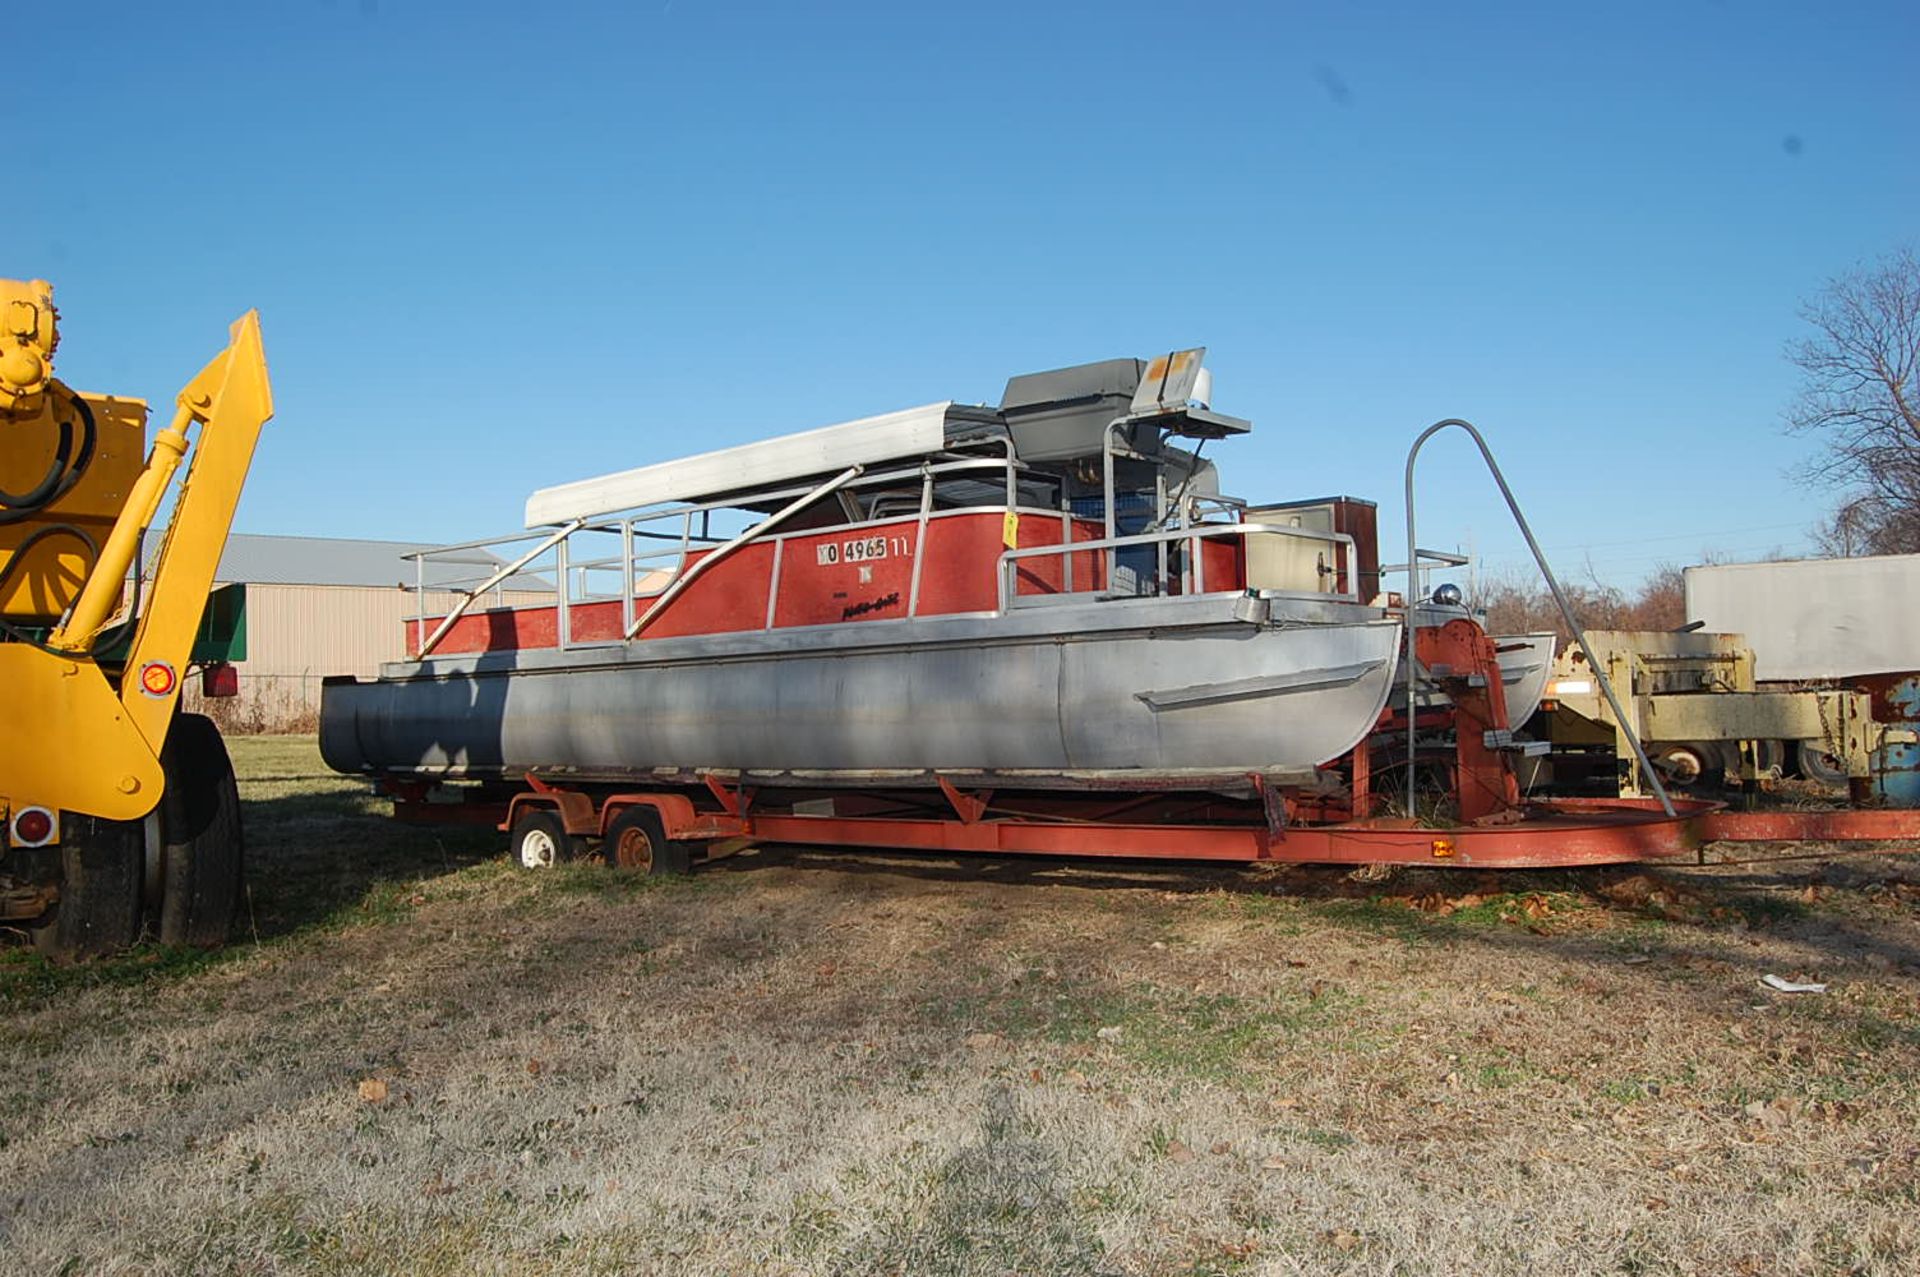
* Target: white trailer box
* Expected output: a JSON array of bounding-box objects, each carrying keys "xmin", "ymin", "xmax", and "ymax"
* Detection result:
[{"xmin": 1684, "ymin": 554, "xmax": 1920, "ymax": 682}]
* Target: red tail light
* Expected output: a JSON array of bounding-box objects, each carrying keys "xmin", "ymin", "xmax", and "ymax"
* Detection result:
[
  {"xmin": 202, "ymin": 662, "xmax": 241, "ymax": 698},
  {"xmin": 11, "ymin": 806, "xmax": 56, "ymax": 847}
]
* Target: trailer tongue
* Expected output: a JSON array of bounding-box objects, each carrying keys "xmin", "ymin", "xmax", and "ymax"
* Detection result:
[{"xmin": 320, "ymin": 350, "xmax": 1918, "ymax": 869}]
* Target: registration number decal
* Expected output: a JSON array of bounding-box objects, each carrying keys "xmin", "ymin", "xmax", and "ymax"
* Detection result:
[{"xmin": 817, "ymin": 536, "xmax": 897, "ymax": 566}]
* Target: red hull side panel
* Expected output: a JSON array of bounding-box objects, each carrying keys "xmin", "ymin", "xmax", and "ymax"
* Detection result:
[{"xmin": 410, "ymin": 511, "xmax": 1232, "ymax": 658}]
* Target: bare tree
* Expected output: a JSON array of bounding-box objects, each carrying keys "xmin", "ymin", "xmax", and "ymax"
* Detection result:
[
  {"xmin": 1476, "ymin": 563, "xmax": 1685, "ymax": 646},
  {"xmin": 1787, "ymin": 246, "xmax": 1920, "ymax": 555},
  {"xmin": 1625, "ymin": 563, "xmax": 1687, "ymax": 630}
]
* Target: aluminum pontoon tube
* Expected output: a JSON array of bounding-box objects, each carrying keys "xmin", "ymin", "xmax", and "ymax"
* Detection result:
[
  {"xmin": 320, "ymin": 598, "xmax": 1404, "ymax": 782},
  {"xmin": 1402, "ymin": 419, "xmax": 1673, "ymax": 817}
]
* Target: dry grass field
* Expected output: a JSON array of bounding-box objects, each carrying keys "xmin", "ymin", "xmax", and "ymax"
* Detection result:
[{"xmin": 4, "ymin": 737, "xmax": 1920, "ymax": 1276}]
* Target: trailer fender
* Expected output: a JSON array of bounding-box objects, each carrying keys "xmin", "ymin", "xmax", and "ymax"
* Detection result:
[
  {"xmin": 600, "ymin": 792, "xmax": 705, "ymax": 841},
  {"xmin": 506, "ymin": 780, "xmax": 598, "ymax": 838}
]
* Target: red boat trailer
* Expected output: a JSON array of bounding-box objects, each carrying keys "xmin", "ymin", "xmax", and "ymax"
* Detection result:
[{"xmin": 384, "ymin": 771, "xmax": 1920, "ymax": 873}]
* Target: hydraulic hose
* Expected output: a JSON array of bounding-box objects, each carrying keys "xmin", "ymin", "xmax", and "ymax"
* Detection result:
[
  {"xmin": 0, "ymin": 522, "xmax": 99, "ymax": 595},
  {"xmin": 0, "ymin": 391, "xmax": 97, "ymax": 522},
  {"xmin": 0, "ymin": 523, "xmax": 102, "ymax": 655}
]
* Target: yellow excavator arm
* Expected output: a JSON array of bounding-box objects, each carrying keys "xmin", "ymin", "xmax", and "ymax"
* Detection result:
[{"xmin": 0, "ymin": 287, "xmax": 272, "ymax": 824}]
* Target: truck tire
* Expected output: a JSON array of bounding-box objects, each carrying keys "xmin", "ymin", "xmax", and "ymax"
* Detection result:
[
  {"xmin": 152, "ymin": 713, "xmax": 244, "ymax": 947},
  {"xmin": 29, "ymin": 814, "xmax": 143, "ymax": 958},
  {"xmin": 1796, "ymin": 740, "xmax": 1848, "ymax": 788},
  {"xmin": 509, "ymin": 808, "xmax": 583, "ymax": 870},
  {"xmin": 604, "ymin": 806, "xmax": 692, "ymax": 876}
]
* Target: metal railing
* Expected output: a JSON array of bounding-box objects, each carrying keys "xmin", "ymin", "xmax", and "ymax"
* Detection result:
[
  {"xmin": 403, "ymin": 451, "xmax": 1028, "ymax": 659},
  {"xmin": 995, "ymin": 521, "xmax": 1359, "ymax": 613},
  {"xmin": 399, "ymin": 435, "xmax": 1367, "ymax": 661}
]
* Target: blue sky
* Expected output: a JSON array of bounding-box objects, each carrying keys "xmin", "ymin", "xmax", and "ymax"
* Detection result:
[{"xmin": 19, "ymin": 1, "xmax": 1918, "ymax": 587}]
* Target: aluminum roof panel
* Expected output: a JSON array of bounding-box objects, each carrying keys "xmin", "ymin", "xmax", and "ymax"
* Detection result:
[{"xmin": 524, "ymin": 401, "xmax": 963, "ymax": 527}]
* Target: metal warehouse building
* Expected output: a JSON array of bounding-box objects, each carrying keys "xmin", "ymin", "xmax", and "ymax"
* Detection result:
[{"xmin": 175, "ymin": 534, "xmax": 538, "ymax": 732}]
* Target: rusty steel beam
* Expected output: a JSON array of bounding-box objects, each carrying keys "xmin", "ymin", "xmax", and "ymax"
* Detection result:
[
  {"xmin": 734, "ymin": 797, "xmax": 1724, "ymax": 868},
  {"xmin": 1694, "ymin": 809, "xmax": 1920, "ymax": 843}
]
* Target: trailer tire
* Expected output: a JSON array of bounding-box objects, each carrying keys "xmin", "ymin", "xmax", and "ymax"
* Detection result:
[
  {"xmin": 510, "ymin": 808, "xmax": 582, "ymax": 871},
  {"xmin": 154, "ymin": 713, "xmax": 245, "ymax": 947},
  {"xmin": 605, "ymin": 807, "xmax": 691, "ymax": 876},
  {"xmin": 1648, "ymin": 741, "xmax": 1731, "ymax": 789},
  {"xmin": 29, "ymin": 814, "xmax": 143, "ymax": 959},
  {"xmin": 1796, "ymin": 740, "xmax": 1848, "ymax": 788},
  {"xmin": 1724, "ymin": 739, "xmax": 1787, "ymax": 783}
]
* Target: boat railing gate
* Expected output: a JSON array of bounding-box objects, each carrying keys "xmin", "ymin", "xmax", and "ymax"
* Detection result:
[
  {"xmin": 995, "ymin": 522, "xmax": 1361, "ymax": 612},
  {"xmin": 399, "ymin": 527, "xmax": 590, "ymax": 657}
]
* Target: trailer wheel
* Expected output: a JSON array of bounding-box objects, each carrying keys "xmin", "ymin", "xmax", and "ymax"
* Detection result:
[
  {"xmin": 1726, "ymin": 739, "xmax": 1787, "ymax": 783},
  {"xmin": 29, "ymin": 814, "xmax": 143, "ymax": 959},
  {"xmin": 1647, "ymin": 741, "xmax": 1728, "ymax": 788},
  {"xmin": 605, "ymin": 807, "xmax": 691, "ymax": 876},
  {"xmin": 153, "ymin": 713, "xmax": 245, "ymax": 947},
  {"xmin": 1796, "ymin": 740, "xmax": 1848, "ymax": 787},
  {"xmin": 510, "ymin": 809, "xmax": 582, "ymax": 870}
]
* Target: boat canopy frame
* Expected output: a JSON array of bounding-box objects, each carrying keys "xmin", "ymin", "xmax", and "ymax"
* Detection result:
[
  {"xmin": 521, "ymin": 402, "xmax": 1015, "ymax": 527},
  {"xmin": 403, "ymin": 396, "xmax": 1338, "ymax": 660}
]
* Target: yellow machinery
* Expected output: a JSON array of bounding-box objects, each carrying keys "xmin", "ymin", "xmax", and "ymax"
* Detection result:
[
  {"xmin": 1, "ymin": 280, "xmax": 272, "ymax": 955},
  {"xmin": 1535, "ymin": 628, "xmax": 1905, "ymax": 796}
]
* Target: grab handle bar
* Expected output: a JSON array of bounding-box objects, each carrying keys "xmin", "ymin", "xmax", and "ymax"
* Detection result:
[{"xmin": 1403, "ymin": 420, "xmax": 1672, "ymax": 818}]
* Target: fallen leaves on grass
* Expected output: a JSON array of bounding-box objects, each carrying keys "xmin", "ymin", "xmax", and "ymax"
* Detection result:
[
  {"xmin": 1598, "ymin": 873, "xmax": 1710, "ymax": 920},
  {"xmin": 1406, "ymin": 891, "xmax": 1484, "ymax": 916},
  {"xmin": 1220, "ymin": 1234, "xmax": 1259, "ymax": 1260},
  {"xmin": 1743, "ymin": 1097, "xmax": 1804, "ymax": 1129},
  {"xmin": 1601, "ymin": 875, "xmax": 1661, "ymax": 907},
  {"xmin": 1742, "ymin": 1097, "xmax": 1858, "ymax": 1129},
  {"xmin": 356, "ymin": 1078, "xmax": 389, "ymax": 1104},
  {"xmin": 1384, "ymin": 889, "xmax": 1566, "ymax": 930}
]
